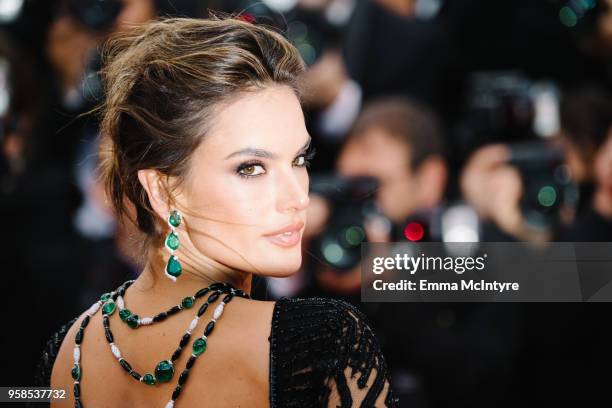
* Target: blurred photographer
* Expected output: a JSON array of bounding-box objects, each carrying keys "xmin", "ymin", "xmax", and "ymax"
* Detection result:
[
  {"xmin": 556, "ymin": 85, "xmax": 612, "ymax": 241},
  {"xmin": 2, "ymin": 0, "xmax": 158, "ymax": 385},
  {"xmin": 460, "ymin": 84, "xmax": 612, "ymax": 242},
  {"xmin": 459, "ymin": 143, "xmax": 551, "ymax": 242},
  {"xmin": 338, "ymin": 96, "xmax": 448, "ymax": 227},
  {"xmin": 301, "ymin": 96, "xmax": 525, "ymax": 407},
  {"xmin": 0, "ymin": 31, "xmax": 39, "ymax": 189},
  {"xmin": 300, "ymin": 95, "xmax": 448, "ymax": 297}
]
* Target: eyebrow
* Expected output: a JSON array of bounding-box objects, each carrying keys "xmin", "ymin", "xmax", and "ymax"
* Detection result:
[{"xmin": 224, "ymin": 135, "xmax": 312, "ymax": 160}]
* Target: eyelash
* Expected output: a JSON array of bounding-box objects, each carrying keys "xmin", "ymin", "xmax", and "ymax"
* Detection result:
[{"xmin": 236, "ymin": 146, "xmax": 317, "ymax": 179}]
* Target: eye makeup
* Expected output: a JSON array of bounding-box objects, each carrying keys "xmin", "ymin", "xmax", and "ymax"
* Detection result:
[{"xmin": 235, "ymin": 145, "xmax": 317, "ymax": 179}]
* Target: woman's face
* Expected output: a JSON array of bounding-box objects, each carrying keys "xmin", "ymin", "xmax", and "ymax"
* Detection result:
[{"xmin": 177, "ymin": 85, "xmax": 311, "ymax": 277}]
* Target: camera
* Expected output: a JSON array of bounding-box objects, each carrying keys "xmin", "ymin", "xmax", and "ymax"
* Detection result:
[
  {"xmin": 459, "ymin": 71, "xmax": 568, "ymax": 231},
  {"xmin": 508, "ymin": 140, "xmax": 573, "ymax": 230},
  {"xmin": 457, "ymin": 71, "xmax": 561, "ymax": 153},
  {"xmin": 308, "ymin": 174, "xmax": 379, "ymax": 272},
  {"xmin": 67, "ymin": 0, "xmax": 123, "ymax": 32}
]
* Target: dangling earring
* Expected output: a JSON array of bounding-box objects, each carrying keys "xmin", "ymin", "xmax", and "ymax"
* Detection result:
[{"xmin": 164, "ymin": 209, "xmax": 182, "ymax": 282}]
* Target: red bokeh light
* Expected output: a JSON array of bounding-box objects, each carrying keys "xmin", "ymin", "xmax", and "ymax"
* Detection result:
[
  {"xmin": 237, "ymin": 13, "xmax": 256, "ymax": 24},
  {"xmin": 404, "ymin": 222, "xmax": 425, "ymax": 241}
]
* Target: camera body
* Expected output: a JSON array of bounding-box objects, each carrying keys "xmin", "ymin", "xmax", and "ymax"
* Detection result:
[
  {"xmin": 308, "ymin": 174, "xmax": 379, "ymax": 272},
  {"xmin": 67, "ymin": 0, "xmax": 123, "ymax": 32},
  {"xmin": 460, "ymin": 71, "xmax": 569, "ymax": 231},
  {"xmin": 508, "ymin": 140, "xmax": 574, "ymax": 230}
]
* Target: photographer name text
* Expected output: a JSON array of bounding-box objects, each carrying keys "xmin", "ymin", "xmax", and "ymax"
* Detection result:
[{"xmin": 373, "ymin": 279, "xmax": 520, "ymax": 293}]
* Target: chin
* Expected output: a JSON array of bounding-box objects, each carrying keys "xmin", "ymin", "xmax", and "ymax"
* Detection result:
[
  {"xmin": 261, "ymin": 254, "xmax": 303, "ymax": 277},
  {"xmin": 254, "ymin": 235, "xmax": 304, "ymax": 274}
]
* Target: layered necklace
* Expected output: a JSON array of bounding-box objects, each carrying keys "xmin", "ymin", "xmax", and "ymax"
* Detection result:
[{"xmin": 70, "ymin": 279, "xmax": 250, "ymax": 408}]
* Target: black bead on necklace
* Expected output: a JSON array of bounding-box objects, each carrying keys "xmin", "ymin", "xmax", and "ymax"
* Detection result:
[{"xmin": 71, "ymin": 279, "xmax": 250, "ymax": 408}]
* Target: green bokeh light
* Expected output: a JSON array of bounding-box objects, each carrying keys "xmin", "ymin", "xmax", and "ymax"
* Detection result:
[
  {"xmin": 345, "ymin": 226, "xmax": 365, "ymax": 246},
  {"xmin": 323, "ymin": 243, "xmax": 343, "ymax": 264},
  {"xmin": 297, "ymin": 43, "xmax": 316, "ymax": 65},
  {"xmin": 560, "ymin": 6, "xmax": 578, "ymax": 27},
  {"xmin": 538, "ymin": 186, "xmax": 557, "ymax": 207},
  {"xmin": 576, "ymin": 0, "xmax": 590, "ymax": 10}
]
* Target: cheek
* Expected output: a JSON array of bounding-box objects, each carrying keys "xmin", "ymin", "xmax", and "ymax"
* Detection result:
[
  {"xmin": 218, "ymin": 171, "xmax": 273, "ymax": 208},
  {"xmin": 379, "ymin": 179, "xmax": 415, "ymax": 219},
  {"xmin": 297, "ymin": 170, "xmax": 310, "ymax": 195},
  {"xmin": 185, "ymin": 174, "xmax": 274, "ymax": 243}
]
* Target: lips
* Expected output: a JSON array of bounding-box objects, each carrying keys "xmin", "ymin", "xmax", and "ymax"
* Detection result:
[
  {"xmin": 264, "ymin": 220, "xmax": 305, "ymax": 248},
  {"xmin": 264, "ymin": 220, "xmax": 305, "ymax": 236}
]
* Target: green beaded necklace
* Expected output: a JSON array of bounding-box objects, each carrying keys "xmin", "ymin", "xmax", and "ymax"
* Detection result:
[
  {"xmin": 113, "ymin": 280, "xmax": 229, "ymax": 329},
  {"xmin": 71, "ymin": 280, "xmax": 249, "ymax": 408}
]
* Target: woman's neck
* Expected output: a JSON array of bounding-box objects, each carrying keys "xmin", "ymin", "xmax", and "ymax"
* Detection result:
[{"xmin": 132, "ymin": 246, "xmax": 252, "ymax": 302}]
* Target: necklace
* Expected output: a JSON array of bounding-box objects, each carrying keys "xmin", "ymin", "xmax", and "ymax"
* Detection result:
[
  {"xmin": 110, "ymin": 280, "xmax": 247, "ymax": 329},
  {"xmin": 71, "ymin": 279, "xmax": 250, "ymax": 408},
  {"xmin": 104, "ymin": 283, "xmax": 237, "ymax": 385}
]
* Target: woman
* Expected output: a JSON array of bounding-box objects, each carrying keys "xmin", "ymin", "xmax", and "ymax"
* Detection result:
[{"xmin": 35, "ymin": 16, "xmax": 399, "ymax": 407}]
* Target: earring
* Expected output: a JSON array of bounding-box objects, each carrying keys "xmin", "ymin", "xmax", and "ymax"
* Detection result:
[{"xmin": 164, "ymin": 209, "xmax": 182, "ymax": 282}]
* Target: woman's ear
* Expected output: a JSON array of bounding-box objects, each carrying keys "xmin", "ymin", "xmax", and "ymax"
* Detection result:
[{"xmin": 137, "ymin": 169, "xmax": 170, "ymax": 220}]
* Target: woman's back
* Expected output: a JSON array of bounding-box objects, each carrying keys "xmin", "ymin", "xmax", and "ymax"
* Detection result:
[
  {"xmin": 41, "ymin": 290, "xmax": 399, "ymax": 407},
  {"xmin": 50, "ymin": 293, "xmax": 274, "ymax": 407}
]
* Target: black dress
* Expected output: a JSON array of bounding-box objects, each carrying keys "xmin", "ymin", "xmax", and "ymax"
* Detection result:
[{"xmin": 34, "ymin": 296, "xmax": 400, "ymax": 407}]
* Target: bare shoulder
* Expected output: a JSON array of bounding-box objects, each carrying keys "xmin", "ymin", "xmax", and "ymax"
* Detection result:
[
  {"xmin": 182, "ymin": 297, "xmax": 277, "ymax": 406},
  {"xmin": 49, "ymin": 310, "xmax": 90, "ymax": 408},
  {"xmin": 46, "ymin": 298, "xmax": 279, "ymax": 407},
  {"xmin": 221, "ymin": 297, "xmax": 276, "ymax": 359}
]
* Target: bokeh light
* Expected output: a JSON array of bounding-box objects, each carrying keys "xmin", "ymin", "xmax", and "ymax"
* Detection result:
[
  {"xmin": 322, "ymin": 242, "xmax": 343, "ymax": 264},
  {"xmin": 559, "ymin": 6, "xmax": 578, "ymax": 27},
  {"xmin": 344, "ymin": 226, "xmax": 365, "ymax": 246},
  {"xmin": 537, "ymin": 186, "xmax": 557, "ymax": 207},
  {"xmin": 404, "ymin": 222, "xmax": 425, "ymax": 241}
]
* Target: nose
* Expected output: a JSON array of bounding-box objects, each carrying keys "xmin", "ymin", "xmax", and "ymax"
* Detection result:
[{"xmin": 276, "ymin": 168, "xmax": 310, "ymax": 213}]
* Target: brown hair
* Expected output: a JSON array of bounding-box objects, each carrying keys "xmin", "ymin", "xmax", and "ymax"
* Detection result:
[
  {"xmin": 349, "ymin": 96, "xmax": 446, "ymax": 170},
  {"xmin": 97, "ymin": 15, "xmax": 306, "ymax": 263},
  {"xmin": 561, "ymin": 84, "xmax": 612, "ymax": 166}
]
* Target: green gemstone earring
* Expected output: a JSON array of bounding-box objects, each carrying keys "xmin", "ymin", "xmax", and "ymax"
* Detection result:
[{"xmin": 165, "ymin": 209, "xmax": 182, "ymax": 282}]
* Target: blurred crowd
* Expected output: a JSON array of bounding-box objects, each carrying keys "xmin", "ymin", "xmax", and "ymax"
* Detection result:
[{"xmin": 3, "ymin": 0, "xmax": 612, "ymax": 407}]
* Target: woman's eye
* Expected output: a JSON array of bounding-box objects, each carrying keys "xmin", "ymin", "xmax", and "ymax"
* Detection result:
[
  {"xmin": 237, "ymin": 150, "xmax": 315, "ymax": 179},
  {"xmin": 295, "ymin": 146, "xmax": 316, "ymax": 168},
  {"xmin": 237, "ymin": 163, "xmax": 266, "ymax": 178},
  {"xmin": 294, "ymin": 156, "xmax": 305, "ymax": 166},
  {"xmin": 294, "ymin": 151, "xmax": 314, "ymax": 168}
]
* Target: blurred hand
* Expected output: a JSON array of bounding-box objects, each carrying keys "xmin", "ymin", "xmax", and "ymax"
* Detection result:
[
  {"xmin": 487, "ymin": 165, "xmax": 524, "ymax": 237},
  {"xmin": 374, "ymin": 0, "xmax": 416, "ymax": 17},
  {"xmin": 460, "ymin": 144, "xmax": 525, "ymax": 238},
  {"xmin": 299, "ymin": 49, "xmax": 348, "ymax": 110},
  {"xmin": 363, "ymin": 213, "xmax": 392, "ymax": 243},
  {"xmin": 47, "ymin": 16, "xmax": 100, "ymax": 93}
]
